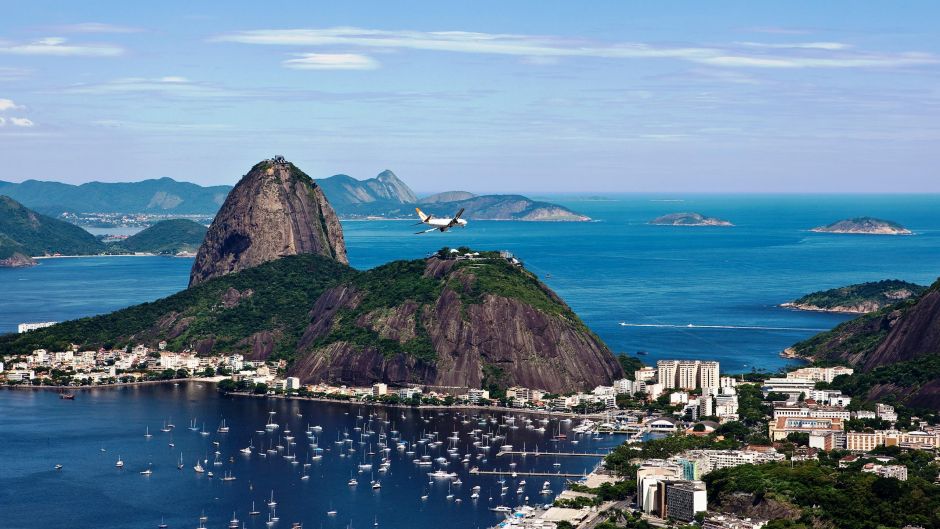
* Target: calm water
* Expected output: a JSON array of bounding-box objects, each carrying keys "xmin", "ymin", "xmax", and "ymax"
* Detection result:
[
  {"xmin": 3, "ymin": 194, "xmax": 940, "ymax": 373},
  {"xmin": 0, "ymin": 383, "xmax": 624, "ymax": 529}
]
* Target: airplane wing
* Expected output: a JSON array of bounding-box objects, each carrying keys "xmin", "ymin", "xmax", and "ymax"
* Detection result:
[
  {"xmin": 414, "ymin": 227, "xmax": 439, "ymax": 235},
  {"xmin": 448, "ymin": 208, "xmax": 466, "ymax": 227}
]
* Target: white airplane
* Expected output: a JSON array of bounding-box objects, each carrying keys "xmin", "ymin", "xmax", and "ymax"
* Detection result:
[{"xmin": 414, "ymin": 207, "xmax": 468, "ymax": 234}]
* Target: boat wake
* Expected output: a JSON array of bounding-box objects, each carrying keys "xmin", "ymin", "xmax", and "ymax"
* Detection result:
[{"xmin": 618, "ymin": 322, "xmax": 829, "ymax": 332}]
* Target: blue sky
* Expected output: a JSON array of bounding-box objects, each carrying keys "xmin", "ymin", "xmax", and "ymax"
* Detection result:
[{"xmin": 1, "ymin": 1, "xmax": 939, "ymax": 193}]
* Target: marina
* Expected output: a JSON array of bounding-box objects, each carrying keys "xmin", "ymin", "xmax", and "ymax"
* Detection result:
[{"xmin": 0, "ymin": 382, "xmax": 627, "ymax": 529}]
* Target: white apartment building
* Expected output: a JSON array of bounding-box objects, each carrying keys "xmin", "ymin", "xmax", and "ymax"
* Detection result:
[
  {"xmin": 787, "ymin": 366, "xmax": 854, "ymax": 383},
  {"xmin": 761, "ymin": 377, "xmax": 815, "ymax": 398},
  {"xmin": 658, "ymin": 359, "xmax": 720, "ymax": 391}
]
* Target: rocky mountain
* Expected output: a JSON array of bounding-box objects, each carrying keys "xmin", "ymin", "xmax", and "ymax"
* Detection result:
[
  {"xmin": 288, "ymin": 251, "xmax": 621, "ymax": 391},
  {"xmin": 420, "ymin": 191, "xmax": 476, "ymax": 203},
  {"xmin": 112, "ymin": 219, "xmax": 208, "ymax": 255},
  {"xmin": 0, "ymin": 177, "xmax": 231, "ymax": 215},
  {"xmin": 782, "ymin": 279, "xmax": 927, "ymax": 314},
  {"xmin": 811, "ymin": 217, "xmax": 912, "ymax": 235},
  {"xmin": 316, "ymin": 170, "xmax": 418, "ymax": 207},
  {"xmin": 189, "ymin": 159, "xmax": 347, "ymax": 287},
  {"xmin": 0, "ymin": 195, "xmax": 105, "ymax": 267},
  {"xmin": 0, "ymin": 251, "xmax": 623, "ymax": 392},
  {"xmin": 319, "ymin": 171, "xmax": 589, "ymax": 221},
  {"xmin": 788, "ymin": 278, "xmax": 940, "ymax": 407},
  {"xmin": 649, "ymin": 212, "xmax": 733, "ymax": 227}
]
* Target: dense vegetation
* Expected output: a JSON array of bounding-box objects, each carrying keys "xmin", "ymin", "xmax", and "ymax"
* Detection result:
[
  {"xmin": 705, "ymin": 460, "xmax": 940, "ymax": 529},
  {"xmin": 0, "ymin": 254, "xmax": 355, "ymax": 357},
  {"xmin": 789, "ymin": 279, "xmax": 926, "ymax": 311},
  {"xmin": 303, "ymin": 249, "xmax": 588, "ymax": 362},
  {"xmin": 1, "ymin": 249, "xmax": 584, "ymax": 371},
  {"xmin": 110, "ymin": 219, "xmax": 207, "ymax": 254},
  {"xmin": 0, "ymin": 195, "xmax": 105, "ymax": 258}
]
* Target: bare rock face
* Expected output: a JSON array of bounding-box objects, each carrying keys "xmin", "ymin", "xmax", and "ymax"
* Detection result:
[
  {"xmin": 289, "ymin": 256, "xmax": 623, "ymax": 393},
  {"xmin": 189, "ymin": 159, "xmax": 347, "ymax": 286}
]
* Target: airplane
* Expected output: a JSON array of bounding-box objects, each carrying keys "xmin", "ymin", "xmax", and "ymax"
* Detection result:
[{"xmin": 414, "ymin": 207, "xmax": 468, "ymax": 234}]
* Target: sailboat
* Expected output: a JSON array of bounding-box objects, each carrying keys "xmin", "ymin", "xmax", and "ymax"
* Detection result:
[
  {"xmin": 158, "ymin": 516, "xmax": 168, "ymax": 529},
  {"xmin": 116, "ymin": 456, "xmax": 124, "ymax": 468},
  {"xmin": 266, "ymin": 490, "xmax": 277, "ymax": 508},
  {"xmin": 249, "ymin": 502, "xmax": 261, "ymax": 516},
  {"xmin": 189, "ymin": 418, "xmax": 199, "ymax": 431},
  {"xmin": 140, "ymin": 463, "xmax": 153, "ymax": 476},
  {"xmin": 145, "ymin": 426, "xmax": 153, "ymax": 439},
  {"xmin": 194, "ymin": 460, "xmax": 205, "ymax": 473},
  {"xmin": 227, "ymin": 512, "xmax": 239, "ymax": 528},
  {"xmin": 218, "ymin": 419, "xmax": 230, "ymax": 433},
  {"xmin": 177, "ymin": 453, "xmax": 184, "ymax": 470}
]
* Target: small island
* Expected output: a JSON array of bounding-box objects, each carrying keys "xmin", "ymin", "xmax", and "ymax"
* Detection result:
[
  {"xmin": 649, "ymin": 212, "xmax": 733, "ymax": 227},
  {"xmin": 782, "ymin": 279, "xmax": 926, "ymax": 314},
  {"xmin": 811, "ymin": 217, "xmax": 912, "ymax": 235}
]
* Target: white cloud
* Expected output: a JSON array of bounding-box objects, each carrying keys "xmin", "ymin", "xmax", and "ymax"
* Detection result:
[
  {"xmin": 213, "ymin": 27, "xmax": 939, "ymax": 70},
  {"xmin": 0, "ymin": 37, "xmax": 123, "ymax": 57},
  {"xmin": 62, "ymin": 76, "xmax": 238, "ymax": 98},
  {"xmin": 283, "ymin": 53, "xmax": 379, "ymax": 70},
  {"xmin": 0, "ymin": 67, "xmax": 31, "ymax": 80},
  {"xmin": 10, "ymin": 117, "xmax": 34, "ymax": 127},
  {"xmin": 0, "ymin": 98, "xmax": 20, "ymax": 111},
  {"xmin": 737, "ymin": 41, "xmax": 850, "ymax": 50},
  {"xmin": 51, "ymin": 22, "xmax": 142, "ymax": 34},
  {"xmin": 0, "ymin": 117, "xmax": 4, "ymax": 125}
]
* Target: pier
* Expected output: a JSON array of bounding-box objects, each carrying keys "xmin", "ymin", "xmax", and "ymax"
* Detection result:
[
  {"xmin": 495, "ymin": 450, "xmax": 608, "ymax": 458},
  {"xmin": 470, "ymin": 468, "xmax": 587, "ymax": 478}
]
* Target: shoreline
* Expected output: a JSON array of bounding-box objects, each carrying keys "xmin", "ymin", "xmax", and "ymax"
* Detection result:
[
  {"xmin": 779, "ymin": 302, "xmax": 869, "ymax": 315},
  {"xmin": 2, "ymin": 376, "xmax": 225, "ymax": 391},
  {"xmin": 6, "ymin": 380, "xmax": 623, "ymax": 421},
  {"xmin": 223, "ymin": 390, "xmax": 620, "ymax": 420},
  {"xmin": 32, "ymin": 253, "xmax": 192, "ymax": 260}
]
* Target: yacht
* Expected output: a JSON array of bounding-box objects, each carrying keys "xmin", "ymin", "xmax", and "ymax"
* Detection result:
[
  {"xmin": 194, "ymin": 461, "xmax": 205, "ymax": 473},
  {"xmin": 115, "ymin": 456, "xmax": 124, "ymax": 468}
]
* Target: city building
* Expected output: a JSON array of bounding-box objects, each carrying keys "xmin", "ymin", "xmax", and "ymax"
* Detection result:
[
  {"xmin": 769, "ymin": 417, "xmax": 844, "ymax": 441},
  {"xmin": 761, "ymin": 377, "xmax": 815, "ymax": 398},
  {"xmin": 664, "ymin": 480, "xmax": 707, "ymax": 522},
  {"xmin": 17, "ymin": 321, "xmax": 57, "ymax": 333},
  {"xmin": 787, "ymin": 366, "xmax": 854, "ymax": 383},
  {"xmin": 372, "ymin": 383, "xmax": 388, "ymax": 397}
]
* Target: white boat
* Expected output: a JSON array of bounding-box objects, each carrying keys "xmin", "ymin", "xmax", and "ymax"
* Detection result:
[
  {"xmin": 140, "ymin": 465, "xmax": 153, "ymax": 476},
  {"xmin": 115, "ymin": 456, "xmax": 124, "ymax": 468},
  {"xmin": 144, "ymin": 427, "xmax": 152, "ymax": 439},
  {"xmin": 194, "ymin": 461, "xmax": 205, "ymax": 473},
  {"xmin": 218, "ymin": 419, "xmax": 230, "ymax": 433},
  {"xmin": 427, "ymin": 470, "xmax": 457, "ymax": 479},
  {"xmin": 249, "ymin": 502, "xmax": 260, "ymax": 516},
  {"xmin": 222, "ymin": 471, "xmax": 236, "ymax": 481},
  {"xmin": 267, "ymin": 490, "xmax": 277, "ymax": 508}
]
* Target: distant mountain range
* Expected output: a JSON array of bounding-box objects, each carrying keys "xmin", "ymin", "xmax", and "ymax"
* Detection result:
[
  {"xmin": 0, "ymin": 170, "xmax": 589, "ymax": 221},
  {"xmin": 0, "ymin": 196, "xmax": 106, "ymax": 266},
  {"xmin": 0, "ymin": 177, "xmax": 231, "ymax": 215}
]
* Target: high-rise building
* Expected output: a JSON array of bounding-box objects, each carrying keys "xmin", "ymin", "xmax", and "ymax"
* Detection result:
[
  {"xmin": 678, "ymin": 361, "xmax": 699, "ymax": 390},
  {"xmin": 699, "ymin": 361, "xmax": 719, "ymax": 390},
  {"xmin": 657, "ymin": 360, "xmax": 679, "ymax": 389}
]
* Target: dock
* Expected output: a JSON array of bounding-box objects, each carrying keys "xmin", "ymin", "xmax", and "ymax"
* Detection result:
[
  {"xmin": 496, "ymin": 450, "xmax": 608, "ymax": 458},
  {"xmin": 470, "ymin": 468, "xmax": 586, "ymax": 478}
]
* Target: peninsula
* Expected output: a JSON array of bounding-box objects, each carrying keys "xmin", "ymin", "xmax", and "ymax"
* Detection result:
[{"xmin": 782, "ymin": 279, "xmax": 927, "ymax": 314}]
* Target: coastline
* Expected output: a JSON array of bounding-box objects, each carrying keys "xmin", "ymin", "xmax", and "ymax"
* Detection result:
[
  {"xmin": 8, "ymin": 379, "xmax": 620, "ymax": 421},
  {"xmin": 780, "ymin": 302, "xmax": 870, "ymax": 314}
]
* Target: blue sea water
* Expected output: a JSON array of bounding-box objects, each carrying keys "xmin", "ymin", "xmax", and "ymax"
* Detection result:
[
  {"xmin": 0, "ymin": 383, "xmax": 623, "ymax": 529},
  {"xmin": 3, "ymin": 194, "xmax": 939, "ymax": 373}
]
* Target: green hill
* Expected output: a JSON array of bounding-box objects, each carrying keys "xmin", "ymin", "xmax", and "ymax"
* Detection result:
[
  {"xmin": 112, "ymin": 219, "xmax": 207, "ymax": 255},
  {"xmin": 784, "ymin": 279, "xmax": 927, "ymax": 313},
  {"xmin": 0, "ymin": 195, "xmax": 105, "ymax": 262},
  {"xmin": 0, "ymin": 249, "xmax": 622, "ymax": 392}
]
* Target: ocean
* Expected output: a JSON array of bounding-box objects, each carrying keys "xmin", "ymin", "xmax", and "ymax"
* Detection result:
[{"xmin": 3, "ymin": 194, "xmax": 939, "ymax": 373}]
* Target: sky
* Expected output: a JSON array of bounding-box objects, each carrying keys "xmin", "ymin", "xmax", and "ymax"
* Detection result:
[{"xmin": 1, "ymin": 1, "xmax": 939, "ymax": 193}]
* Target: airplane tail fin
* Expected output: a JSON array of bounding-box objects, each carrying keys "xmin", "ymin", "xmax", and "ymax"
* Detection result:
[{"xmin": 415, "ymin": 207, "xmax": 430, "ymax": 222}]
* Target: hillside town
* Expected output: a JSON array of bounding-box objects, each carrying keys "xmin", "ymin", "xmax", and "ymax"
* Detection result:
[{"xmin": 4, "ymin": 339, "xmax": 939, "ymax": 528}]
